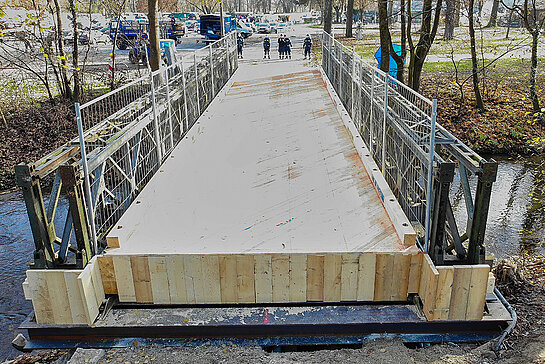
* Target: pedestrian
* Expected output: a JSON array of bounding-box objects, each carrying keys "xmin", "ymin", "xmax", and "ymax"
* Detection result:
[
  {"xmin": 237, "ymin": 34, "xmax": 244, "ymax": 58},
  {"xmin": 303, "ymin": 34, "xmax": 312, "ymax": 59},
  {"xmin": 278, "ymin": 34, "xmax": 285, "ymax": 59},
  {"xmin": 263, "ymin": 36, "xmax": 270, "ymax": 59},
  {"xmin": 285, "ymin": 36, "xmax": 292, "ymax": 59}
]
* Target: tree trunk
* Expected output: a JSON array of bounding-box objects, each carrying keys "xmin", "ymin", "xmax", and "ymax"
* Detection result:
[
  {"xmin": 407, "ymin": 0, "xmax": 443, "ymax": 91},
  {"xmin": 377, "ymin": 0, "xmax": 390, "ymax": 72},
  {"xmin": 346, "ymin": 0, "xmax": 354, "ymax": 37},
  {"xmin": 486, "ymin": 0, "xmax": 499, "ymax": 27},
  {"xmin": 68, "ymin": 0, "xmax": 80, "ymax": 102},
  {"xmin": 444, "ymin": 0, "xmax": 455, "ymax": 40},
  {"xmin": 324, "ymin": 0, "xmax": 333, "ymax": 33},
  {"xmin": 148, "ymin": 0, "xmax": 161, "ymax": 71},
  {"xmin": 454, "ymin": 0, "xmax": 461, "ymax": 27},
  {"xmin": 387, "ymin": 0, "xmax": 393, "ymax": 25},
  {"xmin": 530, "ymin": 31, "xmax": 540, "ymax": 115},
  {"xmin": 468, "ymin": 0, "xmax": 484, "ymax": 111},
  {"xmin": 52, "ymin": 0, "xmax": 72, "ymax": 99}
]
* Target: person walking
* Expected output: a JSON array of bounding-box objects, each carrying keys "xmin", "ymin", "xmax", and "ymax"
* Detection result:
[
  {"xmin": 303, "ymin": 34, "xmax": 312, "ymax": 59},
  {"xmin": 278, "ymin": 34, "xmax": 285, "ymax": 59},
  {"xmin": 237, "ymin": 34, "xmax": 244, "ymax": 59},
  {"xmin": 263, "ymin": 36, "xmax": 271, "ymax": 59},
  {"xmin": 285, "ymin": 36, "xmax": 292, "ymax": 59}
]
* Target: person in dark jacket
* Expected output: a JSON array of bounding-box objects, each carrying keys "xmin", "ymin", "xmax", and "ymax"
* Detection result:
[
  {"xmin": 285, "ymin": 36, "xmax": 292, "ymax": 59},
  {"xmin": 278, "ymin": 35, "xmax": 285, "ymax": 59},
  {"xmin": 263, "ymin": 36, "xmax": 271, "ymax": 59},
  {"xmin": 303, "ymin": 34, "xmax": 312, "ymax": 59},
  {"xmin": 237, "ymin": 35, "xmax": 244, "ymax": 58}
]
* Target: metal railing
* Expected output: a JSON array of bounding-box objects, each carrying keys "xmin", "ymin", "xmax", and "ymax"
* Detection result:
[
  {"xmin": 321, "ymin": 31, "xmax": 497, "ymax": 265},
  {"xmin": 16, "ymin": 32, "xmax": 238, "ymax": 269}
]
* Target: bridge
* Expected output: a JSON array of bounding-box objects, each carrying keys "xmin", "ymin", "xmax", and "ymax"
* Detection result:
[{"xmin": 15, "ymin": 32, "xmax": 511, "ymax": 349}]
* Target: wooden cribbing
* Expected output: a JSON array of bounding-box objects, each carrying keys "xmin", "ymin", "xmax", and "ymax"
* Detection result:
[{"xmin": 24, "ymin": 251, "xmax": 491, "ymax": 325}]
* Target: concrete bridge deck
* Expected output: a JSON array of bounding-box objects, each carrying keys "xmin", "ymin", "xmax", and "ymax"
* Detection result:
[{"xmin": 105, "ymin": 60, "xmax": 406, "ymax": 255}]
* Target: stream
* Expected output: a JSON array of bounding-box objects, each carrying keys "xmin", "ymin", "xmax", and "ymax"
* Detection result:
[{"xmin": 0, "ymin": 156, "xmax": 543, "ymax": 360}]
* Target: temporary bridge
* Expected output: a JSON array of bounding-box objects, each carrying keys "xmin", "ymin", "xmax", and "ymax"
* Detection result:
[{"xmin": 16, "ymin": 32, "xmax": 511, "ymax": 349}]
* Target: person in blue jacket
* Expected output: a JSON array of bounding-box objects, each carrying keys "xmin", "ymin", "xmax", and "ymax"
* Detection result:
[
  {"xmin": 263, "ymin": 36, "xmax": 271, "ymax": 59},
  {"xmin": 278, "ymin": 34, "xmax": 285, "ymax": 59},
  {"xmin": 303, "ymin": 34, "xmax": 312, "ymax": 59},
  {"xmin": 285, "ymin": 36, "xmax": 292, "ymax": 59}
]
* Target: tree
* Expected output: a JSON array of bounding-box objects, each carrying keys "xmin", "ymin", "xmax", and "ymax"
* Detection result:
[
  {"xmin": 52, "ymin": 0, "xmax": 72, "ymax": 99},
  {"xmin": 377, "ymin": 0, "xmax": 390, "ymax": 72},
  {"xmin": 67, "ymin": 0, "xmax": 81, "ymax": 102},
  {"xmin": 148, "ymin": 0, "xmax": 161, "ymax": 71},
  {"xmin": 346, "ymin": 0, "xmax": 354, "ymax": 37},
  {"xmin": 406, "ymin": 0, "xmax": 443, "ymax": 91},
  {"xmin": 444, "ymin": 0, "xmax": 456, "ymax": 40},
  {"xmin": 324, "ymin": 0, "xmax": 333, "ymax": 33},
  {"xmin": 513, "ymin": 0, "xmax": 545, "ymax": 120},
  {"xmin": 486, "ymin": 0, "xmax": 500, "ymax": 27},
  {"xmin": 468, "ymin": 0, "xmax": 485, "ymax": 111}
]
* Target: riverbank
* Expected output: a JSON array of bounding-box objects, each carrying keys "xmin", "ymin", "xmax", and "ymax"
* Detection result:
[{"xmin": 0, "ymin": 99, "xmax": 76, "ymax": 191}]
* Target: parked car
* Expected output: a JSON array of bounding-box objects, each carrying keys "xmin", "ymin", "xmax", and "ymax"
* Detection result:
[
  {"xmin": 269, "ymin": 21, "xmax": 278, "ymax": 33},
  {"xmin": 257, "ymin": 22, "xmax": 271, "ymax": 33}
]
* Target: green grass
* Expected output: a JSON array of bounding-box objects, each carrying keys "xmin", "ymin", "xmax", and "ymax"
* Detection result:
[{"xmin": 422, "ymin": 57, "xmax": 532, "ymax": 73}]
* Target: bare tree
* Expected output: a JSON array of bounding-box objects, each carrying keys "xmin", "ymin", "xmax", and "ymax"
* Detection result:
[
  {"xmin": 324, "ymin": 0, "xmax": 333, "ymax": 33},
  {"xmin": 346, "ymin": 0, "xmax": 354, "ymax": 37},
  {"xmin": 377, "ymin": 0, "xmax": 390, "ymax": 72},
  {"xmin": 444, "ymin": 0, "xmax": 456, "ymax": 40},
  {"xmin": 148, "ymin": 0, "xmax": 161, "ymax": 71},
  {"xmin": 486, "ymin": 0, "xmax": 500, "ymax": 27},
  {"xmin": 468, "ymin": 0, "xmax": 485, "ymax": 110},
  {"xmin": 406, "ymin": 0, "xmax": 443, "ymax": 91}
]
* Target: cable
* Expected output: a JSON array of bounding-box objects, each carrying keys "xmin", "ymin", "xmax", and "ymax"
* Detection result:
[{"xmin": 494, "ymin": 287, "xmax": 517, "ymax": 353}]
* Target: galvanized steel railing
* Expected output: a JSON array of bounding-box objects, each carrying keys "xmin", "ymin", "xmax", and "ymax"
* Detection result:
[
  {"xmin": 321, "ymin": 31, "xmax": 497, "ymax": 264},
  {"xmin": 16, "ymin": 32, "xmax": 238, "ymax": 268}
]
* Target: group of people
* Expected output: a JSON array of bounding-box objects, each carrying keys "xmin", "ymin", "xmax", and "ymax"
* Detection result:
[{"xmin": 236, "ymin": 33, "xmax": 313, "ymax": 60}]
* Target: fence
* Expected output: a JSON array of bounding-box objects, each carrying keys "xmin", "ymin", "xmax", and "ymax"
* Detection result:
[{"xmin": 321, "ymin": 31, "xmax": 497, "ymax": 264}]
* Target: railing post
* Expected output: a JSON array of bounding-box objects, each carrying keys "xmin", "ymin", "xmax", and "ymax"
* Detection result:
[
  {"xmin": 424, "ymin": 98, "xmax": 438, "ymax": 252},
  {"xmin": 164, "ymin": 68, "xmax": 174, "ymax": 151},
  {"xmin": 381, "ymin": 74, "xmax": 388, "ymax": 174},
  {"xmin": 351, "ymin": 47, "xmax": 356, "ymax": 118},
  {"xmin": 149, "ymin": 71, "xmax": 163, "ymax": 163},
  {"xmin": 180, "ymin": 54, "xmax": 189, "ymax": 133},
  {"xmin": 369, "ymin": 68, "xmax": 375, "ymax": 151},
  {"xmin": 75, "ymin": 102, "xmax": 97, "ymax": 256},
  {"xmin": 359, "ymin": 59, "xmax": 364, "ymax": 135},
  {"xmin": 209, "ymin": 44, "xmax": 215, "ymax": 97},
  {"xmin": 194, "ymin": 53, "xmax": 201, "ymax": 116},
  {"xmin": 338, "ymin": 44, "xmax": 343, "ymax": 100}
]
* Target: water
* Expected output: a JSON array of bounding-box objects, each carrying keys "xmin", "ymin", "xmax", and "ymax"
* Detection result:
[{"xmin": 0, "ymin": 157, "xmax": 543, "ymax": 360}]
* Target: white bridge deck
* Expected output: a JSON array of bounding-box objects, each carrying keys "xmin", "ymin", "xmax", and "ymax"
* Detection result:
[{"xmin": 106, "ymin": 61, "xmax": 407, "ymax": 255}]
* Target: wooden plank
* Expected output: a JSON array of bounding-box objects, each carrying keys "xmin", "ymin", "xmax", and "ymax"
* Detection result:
[
  {"xmin": 236, "ymin": 255, "xmax": 255, "ymax": 303},
  {"xmin": 22, "ymin": 278, "xmax": 31, "ymax": 300},
  {"xmin": 106, "ymin": 236, "xmax": 120, "ymax": 248},
  {"xmin": 27, "ymin": 270, "xmax": 54, "ymax": 324},
  {"xmin": 357, "ymin": 253, "xmax": 375, "ymax": 301},
  {"xmin": 184, "ymin": 255, "xmax": 203, "ymax": 304},
  {"xmin": 166, "ymin": 255, "xmax": 187, "ymax": 304},
  {"xmin": 433, "ymin": 266, "xmax": 454, "ymax": 321},
  {"xmin": 324, "ymin": 254, "xmax": 342, "ymax": 302},
  {"xmin": 306, "ymin": 254, "xmax": 324, "ymax": 301},
  {"xmin": 64, "ymin": 271, "xmax": 88, "ymax": 324},
  {"xmin": 254, "ymin": 255, "xmax": 273, "ymax": 303},
  {"xmin": 46, "ymin": 270, "xmax": 73, "ymax": 324},
  {"xmin": 272, "ymin": 254, "xmax": 290, "ymax": 303},
  {"xmin": 77, "ymin": 267, "xmax": 99, "ymax": 324},
  {"xmin": 113, "ymin": 255, "xmax": 136, "ymax": 302},
  {"xmin": 448, "ymin": 265, "xmax": 473, "ymax": 320},
  {"xmin": 487, "ymin": 272, "xmax": 496, "ymax": 294},
  {"xmin": 130, "ymin": 256, "xmax": 153, "ymax": 303},
  {"xmin": 374, "ymin": 253, "xmax": 394, "ymax": 301},
  {"xmin": 289, "ymin": 254, "xmax": 307, "ymax": 302},
  {"xmin": 89, "ymin": 257, "xmax": 105, "ymax": 307},
  {"xmin": 341, "ymin": 254, "xmax": 359, "ymax": 301},
  {"xmin": 407, "ymin": 253, "xmax": 423, "ymax": 294},
  {"xmin": 97, "ymin": 255, "xmax": 117, "ymax": 295},
  {"xmin": 219, "ymin": 255, "xmax": 237, "ymax": 303},
  {"xmin": 148, "ymin": 256, "xmax": 170, "ymax": 304},
  {"xmin": 466, "ymin": 265, "xmax": 490, "ymax": 320},
  {"xmin": 202, "ymin": 255, "xmax": 221, "ymax": 303},
  {"xmin": 390, "ymin": 253, "xmax": 411, "ymax": 301}
]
